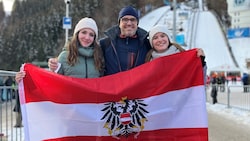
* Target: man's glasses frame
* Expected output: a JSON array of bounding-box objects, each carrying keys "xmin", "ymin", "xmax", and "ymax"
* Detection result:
[{"xmin": 120, "ymin": 17, "xmax": 137, "ymax": 23}]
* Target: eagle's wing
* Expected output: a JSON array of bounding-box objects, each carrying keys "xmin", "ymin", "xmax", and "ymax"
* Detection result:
[
  {"xmin": 101, "ymin": 102, "xmax": 121, "ymax": 130},
  {"xmin": 130, "ymin": 99, "xmax": 149, "ymax": 127}
]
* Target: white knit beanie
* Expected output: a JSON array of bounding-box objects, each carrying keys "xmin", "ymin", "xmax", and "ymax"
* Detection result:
[
  {"xmin": 73, "ymin": 17, "xmax": 98, "ymax": 40},
  {"xmin": 149, "ymin": 25, "xmax": 172, "ymax": 47}
]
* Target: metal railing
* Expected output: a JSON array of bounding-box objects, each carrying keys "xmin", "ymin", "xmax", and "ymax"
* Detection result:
[
  {"xmin": 0, "ymin": 71, "xmax": 23, "ymax": 141},
  {"xmin": 1, "ymin": 86, "xmax": 24, "ymax": 141},
  {"xmin": 206, "ymin": 83, "xmax": 250, "ymax": 111}
]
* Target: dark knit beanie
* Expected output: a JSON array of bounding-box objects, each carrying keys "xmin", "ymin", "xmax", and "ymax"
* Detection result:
[{"xmin": 118, "ymin": 6, "xmax": 139, "ymax": 23}]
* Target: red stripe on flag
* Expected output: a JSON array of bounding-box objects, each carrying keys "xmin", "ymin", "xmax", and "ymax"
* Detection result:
[
  {"xmin": 43, "ymin": 128, "xmax": 208, "ymax": 141},
  {"xmin": 21, "ymin": 49, "xmax": 203, "ymax": 104}
]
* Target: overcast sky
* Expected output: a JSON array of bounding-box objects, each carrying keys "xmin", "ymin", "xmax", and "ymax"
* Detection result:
[{"xmin": 2, "ymin": 0, "xmax": 14, "ymax": 13}]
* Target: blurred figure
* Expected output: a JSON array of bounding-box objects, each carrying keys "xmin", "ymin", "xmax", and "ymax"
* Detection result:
[
  {"xmin": 218, "ymin": 72, "xmax": 226, "ymax": 92},
  {"xmin": 0, "ymin": 76, "xmax": 4, "ymax": 102},
  {"xmin": 211, "ymin": 73, "xmax": 218, "ymax": 104},
  {"xmin": 231, "ymin": 75, "xmax": 237, "ymax": 84},
  {"xmin": 241, "ymin": 73, "xmax": 249, "ymax": 92},
  {"xmin": 4, "ymin": 76, "xmax": 13, "ymax": 101},
  {"xmin": 206, "ymin": 75, "xmax": 210, "ymax": 88},
  {"xmin": 13, "ymin": 94, "xmax": 23, "ymax": 128}
]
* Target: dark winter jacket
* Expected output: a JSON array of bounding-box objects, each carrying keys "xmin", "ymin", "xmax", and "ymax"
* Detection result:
[
  {"xmin": 242, "ymin": 73, "xmax": 249, "ymax": 85},
  {"xmin": 5, "ymin": 76, "xmax": 13, "ymax": 86},
  {"xmin": 99, "ymin": 25, "xmax": 151, "ymax": 76}
]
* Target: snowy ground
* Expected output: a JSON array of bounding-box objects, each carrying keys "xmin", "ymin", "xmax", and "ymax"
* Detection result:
[{"xmin": 207, "ymin": 103, "xmax": 250, "ymax": 128}]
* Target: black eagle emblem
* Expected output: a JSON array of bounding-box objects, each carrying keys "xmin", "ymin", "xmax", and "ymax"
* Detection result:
[{"xmin": 101, "ymin": 97, "xmax": 149, "ymax": 139}]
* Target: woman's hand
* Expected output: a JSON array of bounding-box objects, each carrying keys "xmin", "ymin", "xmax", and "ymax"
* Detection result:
[
  {"xmin": 196, "ymin": 48, "xmax": 206, "ymax": 67},
  {"xmin": 48, "ymin": 58, "xmax": 59, "ymax": 72},
  {"xmin": 15, "ymin": 71, "xmax": 26, "ymax": 83},
  {"xmin": 196, "ymin": 48, "xmax": 205, "ymax": 57}
]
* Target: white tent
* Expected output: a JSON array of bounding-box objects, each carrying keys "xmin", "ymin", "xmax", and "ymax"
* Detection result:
[{"xmin": 208, "ymin": 64, "xmax": 242, "ymax": 73}]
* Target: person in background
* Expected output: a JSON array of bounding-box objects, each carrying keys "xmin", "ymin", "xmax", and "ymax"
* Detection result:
[
  {"xmin": 210, "ymin": 73, "xmax": 218, "ymax": 104},
  {"xmin": 13, "ymin": 93, "xmax": 22, "ymax": 128},
  {"xmin": 0, "ymin": 76, "xmax": 4, "ymax": 102},
  {"xmin": 99, "ymin": 6, "xmax": 151, "ymax": 75},
  {"xmin": 16, "ymin": 17, "xmax": 104, "ymax": 83},
  {"xmin": 4, "ymin": 76, "xmax": 14, "ymax": 101},
  {"xmin": 241, "ymin": 73, "xmax": 249, "ymax": 92},
  {"xmin": 217, "ymin": 72, "xmax": 226, "ymax": 92}
]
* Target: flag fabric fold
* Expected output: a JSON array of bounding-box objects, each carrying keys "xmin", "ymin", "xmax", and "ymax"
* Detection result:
[{"xmin": 19, "ymin": 49, "xmax": 208, "ymax": 141}]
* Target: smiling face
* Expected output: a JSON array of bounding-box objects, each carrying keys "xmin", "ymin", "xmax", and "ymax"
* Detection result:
[
  {"xmin": 152, "ymin": 32, "xmax": 170, "ymax": 53},
  {"xmin": 119, "ymin": 15, "xmax": 138, "ymax": 37},
  {"xmin": 77, "ymin": 28, "xmax": 95, "ymax": 47}
]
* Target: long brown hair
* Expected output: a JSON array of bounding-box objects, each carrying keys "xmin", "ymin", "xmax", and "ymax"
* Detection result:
[{"xmin": 66, "ymin": 34, "xmax": 104, "ymax": 73}]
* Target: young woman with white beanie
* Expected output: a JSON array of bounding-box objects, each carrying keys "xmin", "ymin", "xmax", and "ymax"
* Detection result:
[
  {"xmin": 145, "ymin": 24, "xmax": 207, "ymax": 85},
  {"xmin": 50, "ymin": 17, "xmax": 104, "ymax": 78},
  {"xmin": 16, "ymin": 17, "xmax": 104, "ymax": 82},
  {"xmin": 145, "ymin": 24, "xmax": 206, "ymax": 66},
  {"xmin": 145, "ymin": 24, "xmax": 186, "ymax": 62}
]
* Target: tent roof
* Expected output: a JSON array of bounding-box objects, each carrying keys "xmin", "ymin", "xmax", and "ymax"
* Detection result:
[{"xmin": 208, "ymin": 64, "xmax": 242, "ymax": 72}]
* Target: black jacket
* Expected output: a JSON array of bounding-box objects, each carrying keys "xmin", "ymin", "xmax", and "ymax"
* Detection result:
[{"xmin": 100, "ymin": 25, "xmax": 151, "ymax": 76}]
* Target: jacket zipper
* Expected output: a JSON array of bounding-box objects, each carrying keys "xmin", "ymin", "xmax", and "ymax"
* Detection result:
[{"xmin": 85, "ymin": 57, "xmax": 88, "ymax": 78}]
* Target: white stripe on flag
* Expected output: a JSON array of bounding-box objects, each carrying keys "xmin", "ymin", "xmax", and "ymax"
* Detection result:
[{"xmin": 22, "ymin": 85, "xmax": 207, "ymax": 141}]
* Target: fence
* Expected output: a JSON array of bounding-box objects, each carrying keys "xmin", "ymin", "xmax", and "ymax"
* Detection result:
[
  {"xmin": 0, "ymin": 86, "xmax": 23, "ymax": 141},
  {"xmin": 0, "ymin": 71, "xmax": 24, "ymax": 141},
  {"xmin": 206, "ymin": 82, "xmax": 250, "ymax": 111}
]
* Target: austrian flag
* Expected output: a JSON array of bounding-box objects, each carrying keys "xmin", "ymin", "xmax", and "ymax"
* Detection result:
[{"xmin": 19, "ymin": 49, "xmax": 208, "ymax": 141}]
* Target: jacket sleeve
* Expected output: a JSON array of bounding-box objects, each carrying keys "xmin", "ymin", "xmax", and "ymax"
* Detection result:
[{"xmin": 200, "ymin": 56, "xmax": 206, "ymax": 67}]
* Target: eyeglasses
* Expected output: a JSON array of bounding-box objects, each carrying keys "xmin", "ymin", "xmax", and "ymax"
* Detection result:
[{"xmin": 121, "ymin": 18, "xmax": 137, "ymax": 23}]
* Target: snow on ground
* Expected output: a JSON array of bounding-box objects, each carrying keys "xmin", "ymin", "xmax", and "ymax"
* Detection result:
[{"xmin": 207, "ymin": 103, "xmax": 250, "ymax": 127}]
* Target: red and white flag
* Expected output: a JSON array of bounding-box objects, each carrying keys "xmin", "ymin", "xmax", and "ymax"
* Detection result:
[{"xmin": 19, "ymin": 49, "xmax": 208, "ymax": 141}]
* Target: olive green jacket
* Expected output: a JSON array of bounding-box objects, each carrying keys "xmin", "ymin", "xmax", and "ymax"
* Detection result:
[{"xmin": 57, "ymin": 47, "xmax": 100, "ymax": 78}]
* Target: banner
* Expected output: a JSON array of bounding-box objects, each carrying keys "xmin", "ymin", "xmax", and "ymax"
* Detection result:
[
  {"xmin": 19, "ymin": 49, "xmax": 208, "ymax": 141},
  {"xmin": 227, "ymin": 27, "xmax": 250, "ymax": 39}
]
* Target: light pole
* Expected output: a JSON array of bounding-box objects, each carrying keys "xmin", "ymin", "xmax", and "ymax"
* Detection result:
[
  {"xmin": 64, "ymin": 0, "xmax": 71, "ymax": 43},
  {"xmin": 199, "ymin": 0, "xmax": 203, "ymax": 11},
  {"xmin": 173, "ymin": 0, "xmax": 177, "ymax": 42}
]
